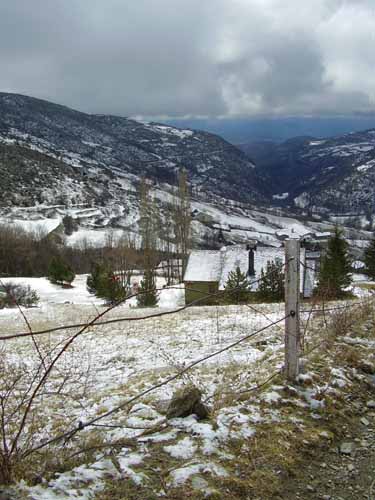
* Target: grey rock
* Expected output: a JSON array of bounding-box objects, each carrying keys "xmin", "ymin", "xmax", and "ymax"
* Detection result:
[
  {"xmin": 366, "ymin": 400, "xmax": 375, "ymax": 409},
  {"xmin": 153, "ymin": 399, "xmax": 170, "ymax": 415},
  {"xmin": 360, "ymin": 417, "xmax": 370, "ymax": 426},
  {"xmin": 193, "ymin": 401, "xmax": 210, "ymax": 420},
  {"xmin": 340, "ymin": 442, "xmax": 354, "ymax": 455},
  {"xmin": 166, "ymin": 385, "xmax": 209, "ymax": 420},
  {"xmin": 359, "ymin": 361, "xmax": 375, "ymax": 375}
]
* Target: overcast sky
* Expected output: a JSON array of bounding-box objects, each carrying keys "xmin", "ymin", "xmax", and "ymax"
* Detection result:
[{"xmin": 1, "ymin": 0, "xmax": 375, "ymax": 119}]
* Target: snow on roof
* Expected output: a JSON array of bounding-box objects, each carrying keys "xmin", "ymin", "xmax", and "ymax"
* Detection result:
[
  {"xmin": 184, "ymin": 245, "xmax": 308, "ymax": 293},
  {"xmin": 184, "ymin": 250, "xmax": 222, "ymax": 282}
]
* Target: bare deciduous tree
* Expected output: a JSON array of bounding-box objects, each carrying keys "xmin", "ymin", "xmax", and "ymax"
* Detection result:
[{"xmin": 173, "ymin": 169, "xmax": 191, "ymax": 280}]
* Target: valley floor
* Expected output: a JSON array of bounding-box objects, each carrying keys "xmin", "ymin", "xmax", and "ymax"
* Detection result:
[{"xmin": 0, "ymin": 276, "xmax": 374, "ymax": 499}]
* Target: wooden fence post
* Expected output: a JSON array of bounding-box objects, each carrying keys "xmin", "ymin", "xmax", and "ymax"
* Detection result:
[{"xmin": 284, "ymin": 238, "xmax": 301, "ymax": 381}]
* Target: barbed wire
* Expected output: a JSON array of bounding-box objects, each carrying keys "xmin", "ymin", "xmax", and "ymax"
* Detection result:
[
  {"xmin": 2, "ymin": 249, "xmax": 373, "ymax": 462},
  {"xmin": 3, "ymin": 260, "xmax": 292, "ymax": 456},
  {"xmin": 23, "ymin": 313, "xmax": 289, "ymax": 457},
  {"xmin": 299, "ymin": 259, "xmax": 318, "ymax": 272},
  {"xmin": 300, "ymin": 298, "xmax": 374, "ymax": 314},
  {"xmin": 1, "ymin": 261, "xmax": 293, "ymax": 341}
]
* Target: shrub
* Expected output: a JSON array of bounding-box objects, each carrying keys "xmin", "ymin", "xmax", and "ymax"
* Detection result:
[
  {"xmin": 0, "ymin": 282, "xmax": 39, "ymax": 308},
  {"xmin": 48, "ymin": 256, "xmax": 75, "ymax": 286},
  {"xmin": 87, "ymin": 262, "xmax": 130, "ymax": 304}
]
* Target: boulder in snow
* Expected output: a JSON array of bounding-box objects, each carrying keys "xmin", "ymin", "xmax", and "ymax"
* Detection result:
[{"xmin": 166, "ymin": 385, "xmax": 209, "ymax": 420}]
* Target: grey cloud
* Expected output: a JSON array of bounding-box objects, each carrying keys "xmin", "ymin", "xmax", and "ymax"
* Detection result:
[{"xmin": 0, "ymin": 0, "xmax": 374, "ymax": 118}]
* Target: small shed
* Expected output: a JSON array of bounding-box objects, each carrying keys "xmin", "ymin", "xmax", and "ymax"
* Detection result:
[{"xmin": 184, "ymin": 250, "xmax": 222, "ymax": 305}]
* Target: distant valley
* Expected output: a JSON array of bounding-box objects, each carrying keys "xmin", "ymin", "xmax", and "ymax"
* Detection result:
[
  {"xmin": 0, "ymin": 92, "xmax": 374, "ymax": 253},
  {"xmin": 240, "ymin": 130, "xmax": 375, "ymax": 225}
]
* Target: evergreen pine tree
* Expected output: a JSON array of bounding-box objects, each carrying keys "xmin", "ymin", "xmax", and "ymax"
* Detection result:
[
  {"xmin": 257, "ymin": 260, "xmax": 285, "ymax": 302},
  {"xmin": 224, "ymin": 265, "xmax": 251, "ymax": 304},
  {"xmin": 317, "ymin": 226, "xmax": 352, "ymax": 299},
  {"xmin": 137, "ymin": 269, "xmax": 158, "ymax": 307},
  {"xmin": 87, "ymin": 262, "xmax": 128, "ymax": 304},
  {"xmin": 86, "ymin": 262, "xmax": 104, "ymax": 295},
  {"xmin": 48, "ymin": 256, "xmax": 75, "ymax": 286},
  {"xmin": 364, "ymin": 236, "xmax": 375, "ymax": 280}
]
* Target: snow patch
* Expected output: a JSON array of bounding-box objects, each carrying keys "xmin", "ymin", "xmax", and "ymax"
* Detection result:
[
  {"xmin": 164, "ymin": 437, "xmax": 197, "ymax": 459},
  {"xmin": 272, "ymin": 192, "xmax": 289, "ymax": 200}
]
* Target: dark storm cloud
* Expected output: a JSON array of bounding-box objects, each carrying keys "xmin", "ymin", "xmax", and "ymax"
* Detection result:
[{"xmin": 1, "ymin": 0, "xmax": 374, "ymax": 117}]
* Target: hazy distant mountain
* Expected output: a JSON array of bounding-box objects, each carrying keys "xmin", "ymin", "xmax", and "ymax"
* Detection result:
[
  {"xmin": 165, "ymin": 116, "xmax": 375, "ymax": 143},
  {"xmin": 240, "ymin": 131, "xmax": 375, "ymax": 216}
]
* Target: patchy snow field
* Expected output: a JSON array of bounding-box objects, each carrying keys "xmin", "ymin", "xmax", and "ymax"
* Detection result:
[
  {"xmin": 1, "ymin": 277, "xmax": 372, "ymax": 499},
  {"xmin": 0, "ymin": 276, "xmax": 289, "ymax": 498}
]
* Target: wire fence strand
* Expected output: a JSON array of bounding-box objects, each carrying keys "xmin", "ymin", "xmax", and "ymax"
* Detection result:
[{"xmin": 23, "ymin": 314, "xmax": 289, "ymax": 456}]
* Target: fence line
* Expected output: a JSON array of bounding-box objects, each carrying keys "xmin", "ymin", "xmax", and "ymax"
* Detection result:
[
  {"xmin": 301, "ymin": 298, "xmax": 374, "ymax": 314},
  {"xmin": 0, "ymin": 262, "xmax": 292, "ymax": 342},
  {"xmin": 2, "ymin": 262, "xmax": 291, "ymax": 457},
  {"xmin": 2, "ymin": 250, "xmax": 373, "ymax": 463},
  {"xmin": 21, "ymin": 294, "xmax": 373, "ymax": 457}
]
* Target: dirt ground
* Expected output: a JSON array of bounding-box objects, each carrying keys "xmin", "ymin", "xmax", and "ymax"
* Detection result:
[{"xmin": 280, "ymin": 380, "xmax": 375, "ymax": 500}]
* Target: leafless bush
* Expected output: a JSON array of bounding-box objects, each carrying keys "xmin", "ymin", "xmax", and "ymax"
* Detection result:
[
  {"xmin": 0, "ymin": 282, "xmax": 39, "ymax": 309},
  {"xmin": 0, "ymin": 328, "xmax": 93, "ymax": 484},
  {"xmin": 328, "ymin": 307, "xmax": 354, "ymax": 339}
]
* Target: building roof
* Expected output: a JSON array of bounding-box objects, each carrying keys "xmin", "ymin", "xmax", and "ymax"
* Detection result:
[
  {"xmin": 184, "ymin": 244, "xmax": 309, "ymax": 293},
  {"xmin": 184, "ymin": 250, "xmax": 223, "ymax": 282}
]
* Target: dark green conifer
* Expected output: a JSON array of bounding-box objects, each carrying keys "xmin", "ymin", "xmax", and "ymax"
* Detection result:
[
  {"xmin": 86, "ymin": 262, "xmax": 128, "ymax": 304},
  {"xmin": 48, "ymin": 256, "xmax": 75, "ymax": 286},
  {"xmin": 257, "ymin": 260, "xmax": 285, "ymax": 302},
  {"xmin": 317, "ymin": 226, "xmax": 352, "ymax": 299},
  {"xmin": 224, "ymin": 266, "xmax": 251, "ymax": 304},
  {"xmin": 137, "ymin": 269, "xmax": 158, "ymax": 307}
]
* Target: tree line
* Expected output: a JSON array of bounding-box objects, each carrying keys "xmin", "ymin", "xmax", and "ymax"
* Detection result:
[{"xmin": 0, "ymin": 169, "xmax": 192, "ymax": 306}]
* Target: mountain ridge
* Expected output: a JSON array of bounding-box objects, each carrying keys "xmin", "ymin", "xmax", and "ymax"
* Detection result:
[
  {"xmin": 0, "ymin": 92, "xmax": 266, "ymax": 205},
  {"xmin": 0, "ymin": 92, "xmax": 374, "ymax": 249},
  {"xmin": 239, "ymin": 129, "xmax": 375, "ymax": 217}
]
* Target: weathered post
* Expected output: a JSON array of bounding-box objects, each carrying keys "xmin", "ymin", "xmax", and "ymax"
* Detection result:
[{"xmin": 284, "ymin": 238, "xmax": 301, "ymax": 381}]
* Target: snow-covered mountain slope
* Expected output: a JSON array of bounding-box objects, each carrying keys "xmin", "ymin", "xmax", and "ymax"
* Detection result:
[
  {"xmin": 0, "ymin": 92, "xmax": 266, "ymax": 204},
  {"xmin": 240, "ymin": 130, "xmax": 375, "ymax": 217},
  {"xmin": 0, "ymin": 145, "xmax": 371, "ymax": 256},
  {"xmin": 0, "ymin": 92, "xmax": 373, "ymax": 251}
]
